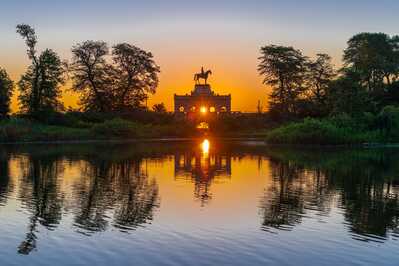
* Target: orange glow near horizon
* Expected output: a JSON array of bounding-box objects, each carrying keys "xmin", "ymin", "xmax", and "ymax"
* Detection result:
[
  {"xmin": 4, "ymin": 28, "xmax": 343, "ymax": 114},
  {"xmin": 6, "ymin": 39, "xmax": 271, "ymax": 113},
  {"xmin": 9, "ymin": 70, "xmax": 269, "ymax": 113}
]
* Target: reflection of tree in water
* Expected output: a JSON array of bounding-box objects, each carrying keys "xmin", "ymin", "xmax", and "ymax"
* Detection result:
[
  {"xmin": 260, "ymin": 149, "xmax": 399, "ymax": 242},
  {"xmin": 9, "ymin": 143, "xmax": 160, "ymax": 254},
  {"xmin": 113, "ymin": 161, "xmax": 159, "ymax": 230},
  {"xmin": 325, "ymin": 154, "xmax": 399, "ymax": 240},
  {"xmin": 73, "ymin": 160, "xmax": 114, "ymax": 233},
  {"xmin": 174, "ymin": 151, "xmax": 231, "ymax": 206},
  {"xmin": 260, "ymin": 158, "xmax": 332, "ymax": 231},
  {"xmin": 17, "ymin": 155, "xmax": 64, "ymax": 255},
  {"xmin": 73, "ymin": 158, "xmax": 159, "ymax": 234},
  {"xmin": 0, "ymin": 150, "xmax": 13, "ymax": 206}
]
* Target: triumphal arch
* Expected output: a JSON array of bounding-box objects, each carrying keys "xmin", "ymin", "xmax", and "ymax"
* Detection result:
[{"xmin": 174, "ymin": 68, "xmax": 231, "ymax": 115}]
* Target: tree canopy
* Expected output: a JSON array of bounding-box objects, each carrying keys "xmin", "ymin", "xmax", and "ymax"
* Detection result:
[
  {"xmin": 112, "ymin": 43, "xmax": 160, "ymax": 110},
  {"xmin": 259, "ymin": 32, "xmax": 399, "ymax": 122},
  {"xmin": 70, "ymin": 41, "xmax": 160, "ymax": 112},
  {"xmin": 152, "ymin": 103, "xmax": 167, "ymax": 113},
  {"xmin": 70, "ymin": 41, "xmax": 111, "ymax": 112},
  {"xmin": 16, "ymin": 24, "xmax": 65, "ymax": 114},
  {"xmin": 258, "ymin": 45, "xmax": 308, "ymax": 118},
  {"xmin": 343, "ymin": 32, "xmax": 399, "ymax": 90},
  {"xmin": 0, "ymin": 68, "xmax": 14, "ymax": 118}
]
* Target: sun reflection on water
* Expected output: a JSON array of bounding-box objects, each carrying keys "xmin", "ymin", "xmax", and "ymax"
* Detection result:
[{"xmin": 201, "ymin": 139, "xmax": 210, "ymax": 154}]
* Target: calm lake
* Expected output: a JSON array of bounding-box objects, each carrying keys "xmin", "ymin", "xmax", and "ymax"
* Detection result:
[{"xmin": 0, "ymin": 140, "xmax": 398, "ymax": 265}]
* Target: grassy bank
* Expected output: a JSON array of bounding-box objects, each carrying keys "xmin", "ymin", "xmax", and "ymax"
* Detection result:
[
  {"xmin": 0, "ymin": 110, "xmax": 274, "ymax": 143},
  {"xmin": 0, "ymin": 117, "xmax": 194, "ymax": 143},
  {"xmin": 265, "ymin": 107, "xmax": 399, "ymax": 145}
]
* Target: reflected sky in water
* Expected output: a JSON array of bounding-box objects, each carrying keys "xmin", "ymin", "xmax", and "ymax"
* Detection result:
[{"xmin": 0, "ymin": 141, "xmax": 399, "ymax": 265}]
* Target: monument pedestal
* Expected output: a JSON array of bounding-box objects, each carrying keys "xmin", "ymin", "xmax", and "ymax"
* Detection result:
[
  {"xmin": 192, "ymin": 84, "xmax": 213, "ymax": 96},
  {"xmin": 174, "ymin": 83, "xmax": 231, "ymax": 115}
]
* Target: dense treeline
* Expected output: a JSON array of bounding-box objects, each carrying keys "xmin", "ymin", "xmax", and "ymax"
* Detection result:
[
  {"xmin": 259, "ymin": 32, "xmax": 399, "ymax": 144},
  {"xmin": 12, "ymin": 24, "xmax": 160, "ymax": 115},
  {"xmin": 0, "ymin": 24, "xmax": 176, "ymax": 141}
]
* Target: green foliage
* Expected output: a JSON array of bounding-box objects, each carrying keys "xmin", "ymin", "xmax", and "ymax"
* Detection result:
[
  {"xmin": 258, "ymin": 46, "xmax": 337, "ymax": 120},
  {"xmin": 0, "ymin": 118, "xmax": 33, "ymax": 142},
  {"xmin": 70, "ymin": 41, "xmax": 160, "ymax": 112},
  {"xmin": 17, "ymin": 24, "xmax": 65, "ymax": 114},
  {"xmin": 152, "ymin": 103, "xmax": 167, "ymax": 113},
  {"xmin": 381, "ymin": 81, "xmax": 399, "ymax": 107},
  {"xmin": 326, "ymin": 70, "xmax": 373, "ymax": 115},
  {"xmin": 306, "ymin": 54, "xmax": 336, "ymax": 115},
  {"xmin": 259, "ymin": 32, "xmax": 399, "ymax": 124},
  {"xmin": 377, "ymin": 106, "xmax": 399, "ymax": 140},
  {"xmin": 258, "ymin": 45, "xmax": 308, "ymax": 119},
  {"xmin": 90, "ymin": 118, "xmax": 195, "ymax": 138},
  {"xmin": 265, "ymin": 117, "xmax": 382, "ymax": 145},
  {"xmin": 0, "ymin": 118, "xmax": 91, "ymax": 142},
  {"xmin": 0, "ymin": 68, "xmax": 14, "ymax": 118},
  {"xmin": 90, "ymin": 118, "xmax": 140, "ymax": 137},
  {"xmin": 265, "ymin": 108, "xmax": 399, "ymax": 145},
  {"xmin": 112, "ymin": 43, "xmax": 160, "ymax": 110},
  {"xmin": 343, "ymin": 32, "xmax": 399, "ymax": 90},
  {"xmin": 18, "ymin": 49, "xmax": 64, "ymax": 113},
  {"xmin": 70, "ymin": 41, "xmax": 112, "ymax": 112},
  {"xmin": 0, "ymin": 111, "xmax": 197, "ymax": 143},
  {"xmin": 210, "ymin": 113, "xmax": 272, "ymax": 136}
]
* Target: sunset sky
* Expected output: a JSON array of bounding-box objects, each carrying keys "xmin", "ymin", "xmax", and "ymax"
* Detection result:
[{"xmin": 1, "ymin": 0, "xmax": 398, "ymax": 112}]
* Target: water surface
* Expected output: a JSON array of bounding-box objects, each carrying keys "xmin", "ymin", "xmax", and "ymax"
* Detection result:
[{"xmin": 0, "ymin": 140, "xmax": 399, "ymax": 265}]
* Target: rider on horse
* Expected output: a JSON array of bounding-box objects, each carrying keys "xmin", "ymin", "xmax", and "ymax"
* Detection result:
[{"xmin": 194, "ymin": 67, "xmax": 212, "ymax": 85}]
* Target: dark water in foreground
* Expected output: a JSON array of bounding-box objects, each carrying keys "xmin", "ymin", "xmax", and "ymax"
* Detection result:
[{"xmin": 0, "ymin": 140, "xmax": 399, "ymax": 265}]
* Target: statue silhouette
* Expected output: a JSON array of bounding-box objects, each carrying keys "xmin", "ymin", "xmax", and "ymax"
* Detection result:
[{"xmin": 194, "ymin": 67, "xmax": 212, "ymax": 85}]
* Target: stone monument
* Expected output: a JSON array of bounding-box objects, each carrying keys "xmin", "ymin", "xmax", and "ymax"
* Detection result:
[{"xmin": 174, "ymin": 68, "xmax": 231, "ymax": 115}]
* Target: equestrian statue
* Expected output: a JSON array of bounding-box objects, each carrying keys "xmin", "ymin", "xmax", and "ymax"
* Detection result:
[{"xmin": 194, "ymin": 67, "xmax": 212, "ymax": 85}]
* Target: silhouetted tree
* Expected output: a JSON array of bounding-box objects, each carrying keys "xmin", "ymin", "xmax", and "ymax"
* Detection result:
[
  {"xmin": 70, "ymin": 41, "xmax": 113, "ymax": 112},
  {"xmin": 112, "ymin": 43, "xmax": 160, "ymax": 110},
  {"xmin": 258, "ymin": 45, "xmax": 308, "ymax": 119},
  {"xmin": 70, "ymin": 41, "xmax": 160, "ymax": 112},
  {"xmin": 16, "ymin": 24, "xmax": 65, "ymax": 114},
  {"xmin": 306, "ymin": 54, "xmax": 336, "ymax": 115},
  {"xmin": 152, "ymin": 103, "xmax": 167, "ymax": 113},
  {"xmin": 0, "ymin": 67, "xmax": 14, "ymax": 118},
  {"xmin": 326, "ymin": 69, "xmax": 372, "ymax": 115},
  {"xmin": 383, "ymin": 81, "xmax": 399, "ymax": 106},
  {"xmin": 343, "ymin": 33, "xmax": 399, "ymax": 91}
]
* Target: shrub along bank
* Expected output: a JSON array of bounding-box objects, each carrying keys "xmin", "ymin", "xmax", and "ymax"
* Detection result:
[
  {"xmin": 0, "ymin": 116, "xmax": 196, "ymax": 143},
  {"xmin": 265, "ymin": 106, "xmax": 399, "ymax": 145}
]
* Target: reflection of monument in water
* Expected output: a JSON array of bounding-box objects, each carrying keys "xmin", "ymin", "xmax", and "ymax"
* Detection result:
[{"xmin": 174, "ymin": 140, "xmax": 231, "ymax": 205}]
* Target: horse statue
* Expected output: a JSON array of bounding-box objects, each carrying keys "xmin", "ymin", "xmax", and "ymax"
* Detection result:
[{"xmin": 194, "ymin": 67, "xmax": 212, "ymax": 85}]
